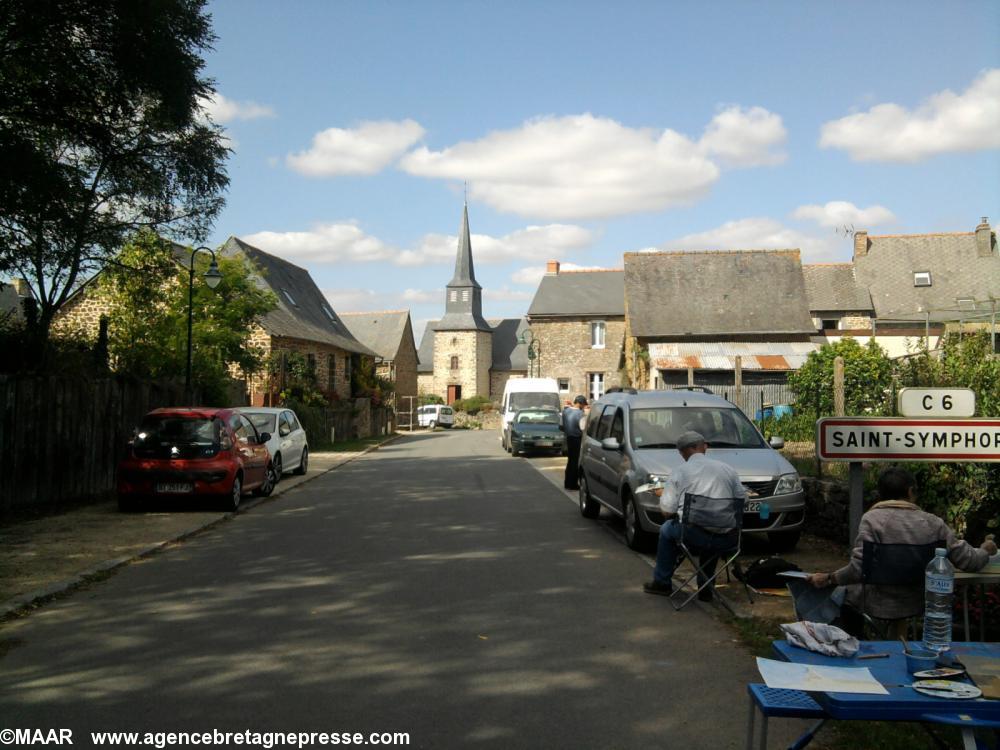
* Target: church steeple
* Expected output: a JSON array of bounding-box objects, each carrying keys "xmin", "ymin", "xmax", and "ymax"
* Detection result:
[{"xmin": 438, "ymin": 203, "xmax": 491, "ymax": 331}]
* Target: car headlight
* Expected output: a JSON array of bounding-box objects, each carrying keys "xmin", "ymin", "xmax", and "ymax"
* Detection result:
[
  {"xmin": 648, "ymin": 472, "xmax": 670, "ymax": 484},
  {"xmin": 774, "ymin": 472, "xmax": 802, "ymax": 495}
]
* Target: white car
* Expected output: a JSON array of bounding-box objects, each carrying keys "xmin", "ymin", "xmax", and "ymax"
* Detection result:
[
  {"xmin": 417, "ymin": 404, "xmax": 454, "ymax": 429},
  {"xmin": 238, "ymin": 407, "xmax": 309, "ymax": 479}
]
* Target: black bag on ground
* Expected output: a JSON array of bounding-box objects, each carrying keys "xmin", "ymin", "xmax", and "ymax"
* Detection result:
[{"xmin": 733, "ymin": 557, "xmax": 801, "ymax": 589}]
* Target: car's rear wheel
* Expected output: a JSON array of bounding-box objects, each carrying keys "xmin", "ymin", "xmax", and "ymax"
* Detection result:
[
  {"xmin": 224, "ymin": 474, "xmax": 242, "ymax": 512},
  {"xmin": 579, "ymin": 475, "xmax": 600, "ymax": 518},
  {"xmin": 768, "ymin": 529, "xmax": 800, "ymax": 553},
  {"xmin": 294, "ymin": 447, "xmax": 309, "ymax": 475},
  {"xmin": 623, "ymin": 493, "xmax": 653, "ymax": 551},
  {"xmin": 272, "ymin": 453, "xmax": 283, "ymax": 480},
  {"xmin": 255, "ymin": 465, "xmax": 276, "ymax": 497},
  {"xmin": 429, "ymin": 420, "xmax": 436, "ymax": 430}
]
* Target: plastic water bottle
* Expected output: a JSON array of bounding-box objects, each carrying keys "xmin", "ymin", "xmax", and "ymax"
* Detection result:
[{"xmin": 923, "ymin": 548, "xmax": 954, "ymax": 652}]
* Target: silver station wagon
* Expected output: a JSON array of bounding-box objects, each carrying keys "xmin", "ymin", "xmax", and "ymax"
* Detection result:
[{"xmin": 577, "ymin": 388, "xmax": 805, "ymax": 551}]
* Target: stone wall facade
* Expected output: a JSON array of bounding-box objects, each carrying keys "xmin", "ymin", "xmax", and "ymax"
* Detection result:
[
  {"xmin": 247, "ymin": 335, "xmax": 355, "ymax": 406},
  {"xmin": 432, "ymin": 329, "xmax": 492, "ymax": 401},
  {"xmin": 529, "ymin": 316, "xmax": 626, "ymax": 398},
  {"xmin": 52, "ymin": 289, "xmax": 111, "ymax": 338},
  {"xmin": 417, "ymin": 373, "xmax": 435, "ymax": 397},
  {"xmin": 489, "ymin": 369, "xmax": 525, "ymax": 401}
]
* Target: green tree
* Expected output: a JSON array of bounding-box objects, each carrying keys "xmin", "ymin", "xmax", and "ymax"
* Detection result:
[
  {"xmin": 94, "ymin": 232, "xmax": 276, "ymax": 403},
  {"xmin": 788, "ymin": 338, "xmax": 894, "ymax": 415},
  {"xmin": 0, "ymin": 0, "xmax": 229, "ymax": 352}
]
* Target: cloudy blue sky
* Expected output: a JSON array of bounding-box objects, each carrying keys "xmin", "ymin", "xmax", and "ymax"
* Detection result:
[{"xmin": 200, "ymin": 0, "xmax": 1000, "ymax": 338}]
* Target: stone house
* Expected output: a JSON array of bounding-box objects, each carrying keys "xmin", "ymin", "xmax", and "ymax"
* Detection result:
[
  {"xmin": 525, "ymin": 260, "xmax": 625, "ymax": 402},
  {"xmin": 340, "ymin": 310, "xmax": 419, "ymax": 407},
  {"xmin": 802, "ymin": 218, "xmax": 999, "ymax": 357},
  {"xmin": 623, "ymin": 250, "xmax": 819, "ymax": 392},
  {"xmin": 0, "ymin": 278, "xmax": 30, "ymax": 323},
  {"xmin": 54, "ymin": 236, "xmax": 375, "ymax": 405},
  {"xmin": 416, "ymin": 205, "xmax": 528, "ymax": 403}
]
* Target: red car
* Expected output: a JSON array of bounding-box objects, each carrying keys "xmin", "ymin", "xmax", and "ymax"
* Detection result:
[{"xmin": 117, "ymin": 407, "xmax": 275, "ymax": 512}]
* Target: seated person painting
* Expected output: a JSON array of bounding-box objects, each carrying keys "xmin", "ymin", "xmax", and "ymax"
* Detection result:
[{"xmin": 808, "ymin": 467, "xmax": 997, "ymax": 636}]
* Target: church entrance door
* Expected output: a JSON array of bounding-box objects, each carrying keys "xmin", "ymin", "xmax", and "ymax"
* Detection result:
[{"xmin": 447, "ymin": 385, "xmax": 462, "ymax": 404}]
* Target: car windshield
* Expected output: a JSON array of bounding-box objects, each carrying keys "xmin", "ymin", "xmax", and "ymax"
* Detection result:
[
  {"xmin": 133, "ymin": 416, "xmax": 221, "ymax": 459},
  {"xmin": 510, "ymin": 392, "xmax": 560, "ymax": 411},
  {"xmin": 629, "ymin": 407, "xmax": 766, "ymax": 450},
  {"xmin": 242, "ymin": 412, "xmax": 277, "ymax": 433},
  {"xmin": 516, "ymin": 409, "xmax": 560, "ymax": 425}
]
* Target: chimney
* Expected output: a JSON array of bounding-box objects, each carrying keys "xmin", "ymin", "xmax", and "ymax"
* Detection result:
[
  {"xmin": 976, "ymin": 216, "xmax": 993, "ymax": 257},
  {"xmin": 13, "ymin": 278, "xmax": 30, "ymax": 296},
  {"xmin": 546, "ymin": 260, "xmax": 560, "ymax": 275},
  {"xmin": 853, "ymin": 230, "xmax": 869, "ymax": 259}
]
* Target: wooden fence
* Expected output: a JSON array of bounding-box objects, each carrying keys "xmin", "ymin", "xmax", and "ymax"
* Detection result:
[
  {"xmin": 709, "ymin": 384, "xmax": 797, "ymax": 416},
  {"xmin": 0, "ymin": 374, "xmax": 191, "ymax": 513}
]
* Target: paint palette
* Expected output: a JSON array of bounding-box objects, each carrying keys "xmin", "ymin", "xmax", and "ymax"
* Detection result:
[
  {"xmin": 913, "ymin": 667, "xmax": 965, "ymax": 680},
  {"xmin": 911, "ymin": 680, "xmax": 982, "ymax": 699}
]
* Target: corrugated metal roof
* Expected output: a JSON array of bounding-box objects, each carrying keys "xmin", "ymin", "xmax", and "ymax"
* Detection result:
[{"xmin": 648, "ymin": 341, "xmax": 818, "ymax": 371}]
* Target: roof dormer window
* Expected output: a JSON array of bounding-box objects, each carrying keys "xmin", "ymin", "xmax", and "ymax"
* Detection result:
[
  {"xmin": 282, "ymin": 289, "xmax": 298, "ymax": 306},
  {"xmin": 321, "ymin": 303, "xmax": 335, "ymax": 320},
  {"xmin": 913, "ymin": 271, "xmax": 932, "ymax": 287}
]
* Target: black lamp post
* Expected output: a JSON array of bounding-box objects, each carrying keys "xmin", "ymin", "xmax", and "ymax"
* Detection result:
[
  {"xmin": 185, "ymin": 246, "xmax": 223, "ymax": 398},
  {"xmin": 517, "ymin": 329, "xmax": 540, "ymax": 378}
]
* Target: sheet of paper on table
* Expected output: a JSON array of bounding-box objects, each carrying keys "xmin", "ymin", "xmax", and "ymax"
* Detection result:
[
  {"xmin": 776, "ymin": 570, "xmax": 811, "ymax": 580},
  {"xmin": 961, "ymin": 655, "xmax": 1000, "ymax": 700},
  {"xmin": 756, "ymin": 657, "xmax": 889, "ymax": 695}
]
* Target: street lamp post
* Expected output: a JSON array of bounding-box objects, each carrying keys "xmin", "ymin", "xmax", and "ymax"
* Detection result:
[
  {"xmin": 517, "ymin": 329, "xmax": 540, "ymax": 378},
  {"xmin": 185, "ymin": 246, "xmax": 223, "ymax": 399}
]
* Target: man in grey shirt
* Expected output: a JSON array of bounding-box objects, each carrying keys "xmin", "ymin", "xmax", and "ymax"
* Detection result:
[{"xmin": 560, "ymin": 395, "xmax": 587, "ymax": 490}]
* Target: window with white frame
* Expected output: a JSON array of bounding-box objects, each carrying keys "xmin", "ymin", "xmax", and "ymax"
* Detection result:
[
  {"xmin": 588, "ymin": 372, "xmax": 605, "ymax": 402},
  {"xmin": 913, "ymin": 271, "xmax": 932, "ymax": 287},
  {"xmin": 591, "ymin": 320, "xmax": 606, "ymax": 348},
  {"xmin": 557, "ymin": 378, "xmax": 570, "ymax": 393}
]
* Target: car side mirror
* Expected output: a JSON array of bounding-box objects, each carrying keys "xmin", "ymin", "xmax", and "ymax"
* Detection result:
[
  {"xmin": 279, "ymin": 425, "xmax": 291, "ymax": 437},
  {"xmin": 258, "ymin": 432, "xmax": 271, "ymax": 444},
  {"xmin": 769, "ymin": 436, "xmax": 785, "ymax": 449},
  {"xmin": 601, "ymin": 437, "xmax": 622, "ymax": 451}
]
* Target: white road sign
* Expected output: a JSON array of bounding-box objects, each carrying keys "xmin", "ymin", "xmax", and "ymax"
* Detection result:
[
  {"xmin": 816, "ymin": 417, "xmax": 1000, "ymax": 462},
  {"xmin": 898, "ymin": 388, "xmax": 975, "ymax": 418}
]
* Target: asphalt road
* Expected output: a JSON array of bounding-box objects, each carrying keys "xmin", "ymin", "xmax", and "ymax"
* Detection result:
[{"xmin": 0, "ymin": 430, "xmax": 804, "ymax": 749}]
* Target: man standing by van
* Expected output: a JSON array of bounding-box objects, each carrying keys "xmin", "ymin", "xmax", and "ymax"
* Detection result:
[{"xmin": 561, "ymin": 395, "xmax": 588, "ymax": 490}]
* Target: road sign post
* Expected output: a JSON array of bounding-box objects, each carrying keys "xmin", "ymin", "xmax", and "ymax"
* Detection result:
[{"xmin": 816, "ymin": 417, "xmax": 1000, "ymax": 541}]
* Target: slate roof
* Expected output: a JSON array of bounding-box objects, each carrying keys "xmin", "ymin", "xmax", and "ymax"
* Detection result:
[
  {"xmin": 222, "ymin": 237, "xmax": 374, "ymax": 356},
  {"xmin": 340, "ymin": 310, "xmax": 412, "ymax": 361},
  {"xmin": 528, "ymin": 270, "xmax": 625, "ymax": 317},
  {"xmin": 416, "ymin": 318, "xmax": 528, "ymax": 373},
  {"xmin": 854, "ymin": 231, "xmax": 999, "ymax": 322},
  {"xmin": 624, "ymin": 250, "xmax": 817, "ymax": 338},
  {"xmin": 802, "ymin": 264, "xmax": 873, "ymax": 312}
]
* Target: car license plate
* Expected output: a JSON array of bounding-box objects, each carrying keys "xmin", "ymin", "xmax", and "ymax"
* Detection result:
[
  {"xmin": 156, "ymin": 482, "xmax": 193, "ymax": 494},
  {"xmin": 536, "ymin": 440, "xmax": 553, "ymax": 447},
  {"xmin": 744, "ymin": 500, "xmax": 762, "ymax": 513}
]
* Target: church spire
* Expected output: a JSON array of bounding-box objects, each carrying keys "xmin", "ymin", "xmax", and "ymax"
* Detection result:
[{"xmin": 438, "ymin": 202, "xmax": 491, "ymax": 332}]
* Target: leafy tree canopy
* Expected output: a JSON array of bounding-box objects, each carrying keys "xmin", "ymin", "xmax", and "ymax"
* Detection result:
[
  {"xmin": 788, "ymin": 337, "xmax": 894, "ymax": 415},
  {"xmin": 92, "ymin": 232, "xmax": 276, "ymax": 403},
  {"xmin": 0, "ymin": 0, "xmax": 229, "ymax": 345}
]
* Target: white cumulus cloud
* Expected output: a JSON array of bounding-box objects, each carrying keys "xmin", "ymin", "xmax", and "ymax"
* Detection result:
[
  {"xmin": 242, "ymin": 221, "xmax": 592, "ymax": 268},
  {"xmin": 484, "ymin": 286, "xmax": 533, "ymax": 302},
  {"xmin": 200, "ymin": 92, "xmax": 275, "ymax": 123},
  {"xmin": 820, "ymin": 69, "xmax": 1000, "ymax": 162},
  {"xmin": 287, "ymin": 119, "xmax": 426, "ymax": 176},
  {"xmin": 511, "ymin": 262, "xmax": 612, "ymax": 287},
  {"xmin": 792, "ymin": 201, "xmax": 896, "ymax": 229},
  {"xmin": 243, "ymin": 222, "xmax": 397, "ymax": 264},
  {"xmin": 396, "ymin": 224, "xmax": 594, "ymax": 266},
  {"xmin": 323, "ymin": 288, "xmax": 382, "ymax": 312},
  {"xmin": 655, "ymin": 218, "xmax": 844, "ymax": 262},
  {"xmin": 399, "ymin": 109, "xmax": 786, "ymax": 220},
  {"xmin": 401, "ymin": 288, "xmax": 437, "ymax": 304},
  {"xmin": 698, "ymin": 106, "xmax": 787, "ymax": 166}
]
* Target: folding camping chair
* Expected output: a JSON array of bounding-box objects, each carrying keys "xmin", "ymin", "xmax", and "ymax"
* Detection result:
[
  {"xmin": 857, "ymin": 540, "xmax": 938, "ymax": 640},
  {"xmin": 669, "ymin": 492, "xmax": 749, "ymax": 613}
]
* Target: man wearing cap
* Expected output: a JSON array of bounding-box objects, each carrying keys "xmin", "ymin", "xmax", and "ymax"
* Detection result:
[
  {"xmin": 643, "ymin": 431, "xmax": 746, "ymax": 599},
  {"xmin": 560, "ymin": 395, "xmax": 588, "ymax": 490}
]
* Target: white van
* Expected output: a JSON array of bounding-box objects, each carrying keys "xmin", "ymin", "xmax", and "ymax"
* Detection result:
[
  {"xmin": 417, "ymin": 404, "xmax": 454, "ymax": 429},
  {"xmin": 499, "ymin": 377, "xmax": 561, "ymax": 451}
]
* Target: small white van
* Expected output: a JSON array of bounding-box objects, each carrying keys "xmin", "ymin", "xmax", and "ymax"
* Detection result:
[
  {"xmin": 499, "ymin": 377, "xmax": 561, "ymax": 451},
  {"xmin": 417, "ymin": 404, "xmax": 454, "ymax": 429}
]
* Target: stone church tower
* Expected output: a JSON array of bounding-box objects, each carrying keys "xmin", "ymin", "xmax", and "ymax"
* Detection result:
[{"xmin": 432, "ymin": 204, "xmax": 492, "ymax": 402}]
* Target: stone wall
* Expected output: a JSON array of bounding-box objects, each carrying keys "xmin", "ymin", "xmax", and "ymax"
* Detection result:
[
  {"xmin": 801, "ymin": 476, "xmax": 850, "ymax": 544},
  {"xmin": 453, "ymin": 409, "xmax": 501, "ymax": 430},
  {"xmin": 417, "ymin": 373, "xmax": 434, "ymax": 397},
  {"xmin": 52, "ymin": 289, "xmax": 111, "ymax": 338},
  {"xmin": 263, "ymin": 335, "xmax": 355, "ymax": 403},
  {"xmin": 530, "ymin": 316, "xmax": 625, "ymax": 397},
  {"xmin": 489, "ymin": 369, "xmax": 525, "ymax": 400},
  {"xmin": 432, "ymin": 329, "xmax": 492, "ymax": 401}
]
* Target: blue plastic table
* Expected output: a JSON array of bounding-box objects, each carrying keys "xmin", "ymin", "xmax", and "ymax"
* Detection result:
[{"xmin": 772, "ymin": 640, "xmax": 1000, "ymax": 749}]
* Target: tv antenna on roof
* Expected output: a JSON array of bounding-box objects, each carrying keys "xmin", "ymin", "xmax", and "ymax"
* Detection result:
[{"xmin": 835, "ymin": 223, "xmax": 855, "ymax": 238}]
